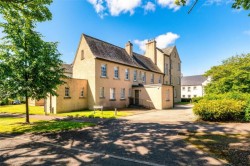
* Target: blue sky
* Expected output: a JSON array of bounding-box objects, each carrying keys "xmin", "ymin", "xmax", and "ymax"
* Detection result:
[{"xmin": 35, "ymin": 0, "xmax": 250, "ymax": 76}]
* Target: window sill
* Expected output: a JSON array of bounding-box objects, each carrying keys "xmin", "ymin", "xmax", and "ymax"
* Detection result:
[
  {"xmin": 124, "ymin": 79, "xmax": 130, "ymax": 81},
  {"xmin": 109, "ymin": 99, "xmax": 116, "ymax": 101},
  {"xmin": 100, "ymin": 76, "xmax": 108, "ymax": 79},
  {"xmin": 64, "ymin": 96, "xmax": 71, "ymax": 99},
  {"xmin": 113, "ymin": 77, "xmax": 120, "ymax": 80},
  {"xmin": 99, "ymin": 97, "xmax": 105, "ymax": 99}
]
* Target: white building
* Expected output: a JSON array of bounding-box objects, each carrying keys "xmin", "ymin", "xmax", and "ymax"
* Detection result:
[{"xmin": 181, "ymin": 75, "xmax": 210, "ymax": 99}]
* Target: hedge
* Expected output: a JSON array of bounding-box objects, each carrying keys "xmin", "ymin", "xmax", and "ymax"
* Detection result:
[{"xmin": 193, "ymin": 99, "xmax": 248, "ymax": 121}]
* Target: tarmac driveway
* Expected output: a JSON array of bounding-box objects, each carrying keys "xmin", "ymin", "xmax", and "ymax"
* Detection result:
[{"xmin": 1, "ymin": 104, "xmax": 249, "ymax": 166}]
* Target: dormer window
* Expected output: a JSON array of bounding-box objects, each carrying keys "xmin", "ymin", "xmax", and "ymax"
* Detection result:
[{"xmin": 81, "ymin": 50, "xmax": 84, "ymax": 60}]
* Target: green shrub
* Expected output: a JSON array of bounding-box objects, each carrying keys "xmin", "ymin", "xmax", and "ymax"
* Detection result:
[
  {"xmin": 244, "ymin": 102, "xmax": 250, "ymax": 122},
  {"xmin": 193, "ymin": 99, "xmax": 247, "ymax": 121},
  {"xmin": 204, "ymin": 92, "xmax": 250, "ymax": 101},
  {"xmin": 191, "ymin": 97, "xmax": 203, "ymax": 103}
]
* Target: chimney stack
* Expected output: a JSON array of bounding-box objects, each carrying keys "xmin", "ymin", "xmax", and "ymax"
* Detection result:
[
  {"xmin": 145, "ymin": 39, "xmax": 157, "ymax": 65},
  {"xmin": 125, "ymin": 41, "xmax": 133, "ymax": 56}
]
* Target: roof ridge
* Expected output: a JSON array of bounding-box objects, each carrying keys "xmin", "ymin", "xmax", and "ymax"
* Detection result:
[{"xmin": 82, "ymin": 33, "xmax": 144, "ymax": 56}]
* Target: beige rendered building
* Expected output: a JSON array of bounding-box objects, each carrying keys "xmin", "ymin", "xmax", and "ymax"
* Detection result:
[{"xmin": 45, "ymin": 34, "xmax": 181, "ymax": 113}]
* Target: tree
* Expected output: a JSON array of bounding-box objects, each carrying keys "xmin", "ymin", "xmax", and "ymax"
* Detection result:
[
  {"xmin": 176, "ymin": 0, "xmax": 250, "ymax": 16},
  {"xmin": 0, "ymin": 0, "xmax": 65, "ymax": 123},
  {"xmin": 204, "ymin": 54, "xmax": 250, "ymax": 94}
]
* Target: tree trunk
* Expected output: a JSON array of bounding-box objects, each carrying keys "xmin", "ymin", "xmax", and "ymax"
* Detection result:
[{"xmin": 25, "ymin": 94, "xmax": 30, "ymax": 123}]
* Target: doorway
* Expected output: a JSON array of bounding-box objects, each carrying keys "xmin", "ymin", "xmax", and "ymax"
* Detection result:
[{"xmin": 134, "ymin": 90, "xmax": 140, "ymax": 105}]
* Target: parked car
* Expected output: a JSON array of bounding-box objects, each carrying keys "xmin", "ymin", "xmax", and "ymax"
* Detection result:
[{"xmin": 12, "ymin": 100, "xmax": 21, "ymax": 105}]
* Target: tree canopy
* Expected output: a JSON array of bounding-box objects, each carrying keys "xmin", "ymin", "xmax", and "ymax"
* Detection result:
[
  {"xmin": 176, "ymin": 0, "xmax": 250, "ymax": 16},
  {"xmin": 204, "ymin": 54, "xmax": 250, "ymax": 94},
  {"xmin": 0, "ymin": 0, "xmax": 65, "ymax": 123}
]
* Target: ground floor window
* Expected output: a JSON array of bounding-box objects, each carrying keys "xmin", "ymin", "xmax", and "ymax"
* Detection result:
[
  {"xmin": 121, "ymin": 88, "xmax": 125, "ymax": 99},
  {"xmin": 110, "ymin": 88, "xmax": 116, "ymax": 100},
  {"xmin": 80, "ymin": 88, "xmax": 84, "ymax": 97},
  {"xmin": 100, "ymin": 87, "xmax": 104, "ymax": 98},
  {"xmin": 65, "ymin": 87, "xmax": 70, "ymax": 97}
]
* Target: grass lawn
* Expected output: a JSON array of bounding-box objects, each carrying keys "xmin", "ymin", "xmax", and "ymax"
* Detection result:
[
  {"xmin": 0, "ymin": 116, "xmax": 94, "ymax": 134},
  {"xmin": 0, "ymin": 104, "xmax": 44, "ymax": 115},
  {"xmin": 57, "ymin": 110, "xmax": 134, "ymax": 119},
  {"xmin": 186, "ymin": 134, "xmax": 250, "ymax": 165}
]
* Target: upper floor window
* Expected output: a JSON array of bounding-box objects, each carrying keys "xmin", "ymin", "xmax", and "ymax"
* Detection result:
[
  {"xmin": 125, "ymin": 69, "xmax": 129, "ymax": 80},
  {"xmin": 178, "ymin": 63, "xmax": 181, "ymax": 71},
  {"xmin": 165, "ymin": 63, "xmax": 169, "ymax": 75},
  {"xmin": 158, "ymin": 76, "xmax": 161, "ymax": 84},
  {"xmin": 81, "ymin": 50, "xmax": 84, "ymax": 60},
  {"xmin": 182, "ymin": 87, "xmax": 185, "ymax": 90},
  {"xmin": 110, "ymin": 88, "xmax": 115, "ymax": 100},
  {"xmin": 134, "ymin": 70, "xmax": 137, "ymax": 81},
  {"xmin": 193, "ymin": 86, "xmax": 197, "ymax": 90},
  {"xmin": 142, "ymin": 72, "xmax": 146, "ymax": 83},
  {"xmin": 150, "ymin": 74, "xmax": 154, "ymax": 84},
  {"xmin": 121, "ymin": 88, "xmax": 125, "ymax": 99},
  {"xmin": 65, "ymin": 87, "xmax": 70, "ymax": 97},
  {"xmin": 114, "ymin": 67, "xmax": 119, "ymax": 79},
  {"xmin": 80, "ymin": 88, "xmax": 84, "ymax": 97},
  {"xmin": 182, "ymin": 95, "xmax": 185, "ymax": 98},
  {"xmin": 100, "ymin": 87, "xmax": 104, "ymax": 98},
  {"xmin": 188, "ymin": 87, "xmax": 191, "ymax": 92},
  {"xmin": 101, "ymin": 64, "xmax": 107, "ymax": 77}
]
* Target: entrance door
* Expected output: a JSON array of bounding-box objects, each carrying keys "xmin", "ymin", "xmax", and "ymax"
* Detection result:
[{"xmin": 135, "ymin": 90, "xmax": 139, "ymax": 105}]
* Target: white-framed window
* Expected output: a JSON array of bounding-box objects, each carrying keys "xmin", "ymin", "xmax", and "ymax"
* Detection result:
[
  {"xmin": 100, "ymin": 87, "xmax": 104, "ymax": 98},
  {"xmin": 193, "ymin": 86, "xmax": 197, "ymax": 90},
  {"xmin": 150, "ymin": 74, "xmax": 154, "ymax": 83},
  {"xmin": 142, "ymin": 72, "xmax": 146, "ymax": 83},
  {"xmin": 110, "ymin": 88, "xmax": 115, "ymax": 100},
  {"xmin": 188, "ymin": 87, "xmax": 191, "ymax": 92},
  {"xmin": 134, "ymin": 70, "xmax": 137, "ymax": 81},
  {"xmin": 81, "ymin": 50, "xmax": 84, "ymax": 60},
  {"xmin": 194, "ymin": 95, "xmax": 197, "ymax": 97},
  {"xmin": 182, "ymin": 95, "xmax": 185, "ymax": 98},
  {"xmin": 121, "ymin": 88, "xmax": 125, "ymax": 99},
  {"xmin": 166, "ymin": 89, "xmax": 170, "ymax": 101},
  {"xmin": 158, "ymin": 76, "xmax": 161, "ymax": 83},
  {"xmin": 182, "ymin": 87, "xmax": 185, "ymax": 90},
  {"xmin": 65, "ymin": 87, "xmax": 70, "ymax": 97},
  {"xmin": 178, "ymin": 63, "xmax": 181, "ymax": 71},
  {"xmin": 114, "ymin": 67, "xmax": 119, "ymax": 79},
  {"xmin": 165, "ymin": 63, "xmax": 168, "ymax": 75},
  {"xmin": 80, "ymin": 88, "xmax": 84, "ymax": 97},
  {"xmin": 188, "ymin": 95, "xmax": 191, "ymax": 98},
  {"xmin": 125, "ymin": 69, "xmax": 129, "ymax": 80},
  {"xmin": 101, "ymin": 64, "xmax": 107, "ymax": 77},
  {"xmin": 174, "ymin": 89, "xmax": 177, "ymax": 98}
]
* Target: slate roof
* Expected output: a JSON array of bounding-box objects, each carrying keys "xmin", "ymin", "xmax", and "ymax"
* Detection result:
[
  {"xmin": 83, "ymin": 34, "xmax": 162, "ymax": 73},
  {"xmin": 62, "ymin": 64, "xmax": 72, "ymax": 74},
  {"xmin": 181, "ymin": 75, "xmax": 207, "ymax": 86},
  {"xmin": 161, "ymin": 47, "xmax": 174, "ymax": 55}
]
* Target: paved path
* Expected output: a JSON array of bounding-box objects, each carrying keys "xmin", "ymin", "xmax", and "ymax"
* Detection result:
[{"xmin": 1, "ymin": 105, "xmax": 249, "ymax": 165}]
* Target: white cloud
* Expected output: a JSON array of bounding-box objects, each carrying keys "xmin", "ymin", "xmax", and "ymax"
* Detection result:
[
  {"xmin": 106, "ymin": 0, "xmax": 142, "ymax": 16},
  {"xmin": 157, "ymin": 0, "xmax": 180, "ymax": 11},
  {"xmin": 134, "ymin": 32, "xmax": 180, "ymax": 51},
  {"xmin": 243, "ymin": 30, "xmax": 250, "ymax": 36},
  {"xmin": 87, "ymin": 0, "xmax": 186, "ymax": 17},
  {"xmin": 144, "ymin": 2, "xmax": 156, "ymax": 12}
]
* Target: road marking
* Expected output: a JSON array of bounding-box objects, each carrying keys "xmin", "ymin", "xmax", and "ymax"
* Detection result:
[{"xmin": 9, "ymin": 136, "xmax": 165, "ymax": 166}]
